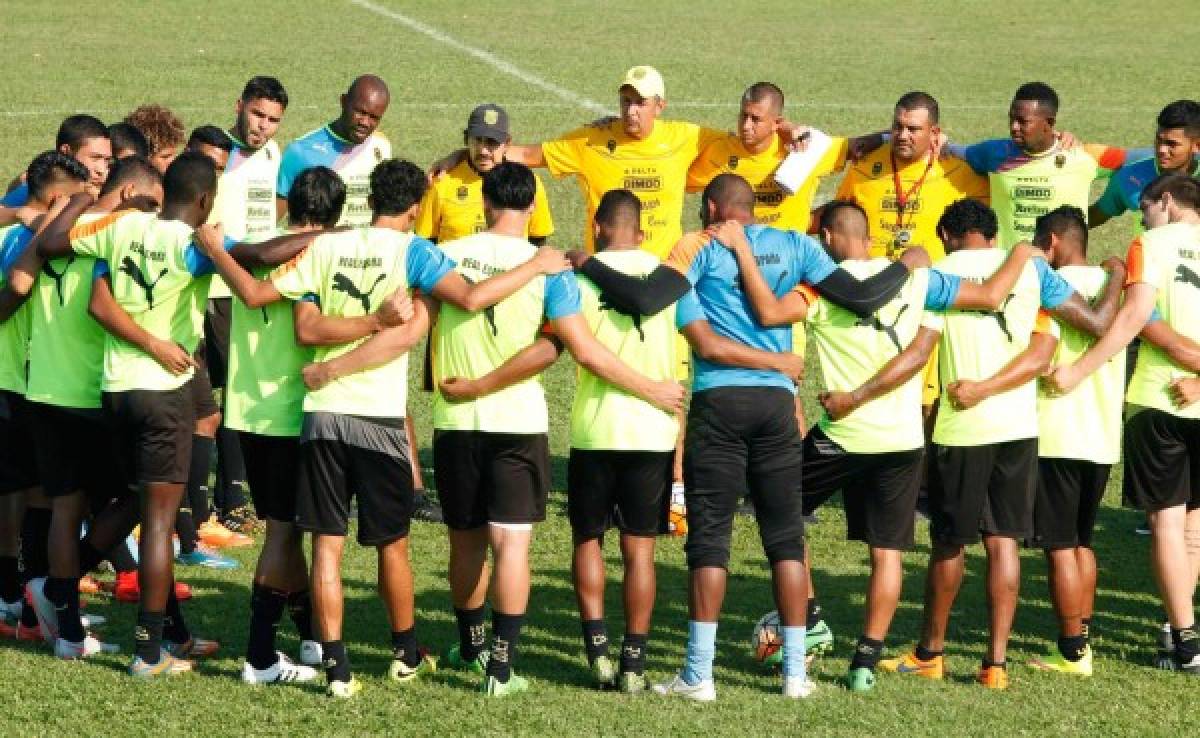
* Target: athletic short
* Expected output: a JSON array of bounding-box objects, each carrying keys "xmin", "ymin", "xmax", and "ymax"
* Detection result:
[
  {"xmin": 296, "ymin": 412, "xmax": 414, "ymax": 545},
  {"xmin": 189, "ymin": 344, "xmax": 220, "ymax": 420},
  {"xmin": 433, "ymin": 430, "xmax": 550, "ymax": 530},
  {"xmin": 1123, "ymin": 408, "xmax": 1200, "ymax": 513},
  {"xmin": 800, "ymin": 427, "xmax": 923, "ymax": 550},
  {"xmin": 928, "ymin": 438, "xmax": 1038, "ymax": 545},
  {"xmin": 102, "ymin": 384, "xmax": 195, "ymax": 485},
  {"xmin": 567, "ymin": 449, "xmax": 672, "ymax": 539},
  {"xmin": 203, "ymin": 297, "xmax": 232, "ymax": 389},
  {"xmin": 0, "ymin": 390, "xmax": 37, "ymax": 494},
  {"xmin": 921, "ymin": 347, "xmax": 940, "ymax": 407},
  {"xmin": 683, "ymin": 387, "xmax": 806, "ymax": 569},
  {"xmin": 1033, "ymin": 457, "xmax": 1110, "ymax": 549},
  {"xmin": 29, "ymin": 401, "xmax": 128, "ymax": 501},
  {"xmin": 240, "ymin": 431, "xmax": 300, "ymax": 523}
]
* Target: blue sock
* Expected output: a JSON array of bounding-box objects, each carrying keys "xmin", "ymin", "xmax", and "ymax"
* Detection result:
[
  {"xmin": 681, "ymin": 621, "xmax": 717, "ymax": 685},
  {"xmin": 782, "ymin": 625, "xmax": 807, "ymax": 679}
]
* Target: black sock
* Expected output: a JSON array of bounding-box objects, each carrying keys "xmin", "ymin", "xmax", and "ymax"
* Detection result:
[
  {"xmin": 454, "ymin": 605, "xmax": 487, "ymax": 660},
  {"xmin": 914, "ymin": 644, "xmax": 942, "ymax": 662},
  {"xmin": 186, "ymin": 435, "xmax": 215, "ymax": 526},
  {"xmin": 620, "ymin": 633, "xmax": 648, "ymax": 675},
  {"xmin": 247, "ymin": 584, "xmax": 287, "ymax": 670},
  {"xmin": 176, "ymin": 507, "xmax": 198, "ymax": 555},
  {"xmin": 321, "ymin": 639, "xmax": 352, "ymax": 683},
  {"xmin": 0, "ymin": 555, "xmax": 19, "ymax": 603},
  {"xmin": 107, "ymin": 540, "xmax": 137, "ymax": 573},
  {"xmin": 806, "ymin": 597, "xmax": 822, "ymax": 625},
  {"xmin": 46, "ymin": 576, "xmax": 84, "ymax": 643},
  {"xmin": 582, "ymin": 618, "xmax": 609, "ymax": 665},
  {"xmin": 78, "ymin": 542, "xmax": 107, "ymax": 575},
  {"xmin": 391, "ymin": 627, "xmax": 421, "ymax": 668},
  {"xmin": 850, "ymin": 636, "xmax": 885, "ymax": 670},
  {"xmin": 136, "ymin": 610, "xmax": 165, "ymax": 663},
  {"xmin": 20, "ymin": 507, "xmax": 52, "ymax": 580},
  {"xmin": 1057, "ymin": 634, "xmax": 1087, "ymax": 662},
  {"xmin": 1080, "ymin": 617, "xmax": 1091, "ymax": 642},
  {"xmin": 216, "ymin": 426, "xmax": 247, "ymax": 513},
  {"xmin": 163, "ymin": 589, "xmax": 190, "ymax": 644},
  {"xmin": 485, "ymin": 611, "xmax": 525, "ymax": 682},
  {"xmin": 288, "ymin": 590, "xmax": 315, "ymax": 641},
  {"xmin": 982, "ymin": 658, "xmax": 1006, "ymax": 669},
  {"xmin": 1172, "ymin": 625, "xmax": 1199, "ymax": 662}
]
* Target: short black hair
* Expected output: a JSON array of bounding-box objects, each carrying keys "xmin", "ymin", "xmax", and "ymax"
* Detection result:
[
  {"xmin": 1141, "ymin": 172, "xmax": 1200, "ymax": 212},
  {"xmin": 56, "ymin": 114, "xmax": 109, "ymax": 151},
  {"xmin": 289, "ymin": 166, "xmax": 346, "ymax": 228},
  {"xmin": 162, "ymin": 150, "xmax": 217, "ymax": 208},
  {"xmin": 895, "ymin": 91, "xmax": 940, "ymax": 125},
  {"xmin": 241, "ymin": 76, "xmax": 289, "ymax": 108},
  {"xmin": 818, "ymin": 199, "xmax": 869, "ymax": 237},
  {"xmin": 1033, "ymin": 205, "xmax": 1088, "ymax": 253},
  {"xmin": 26, "ymin": 150, "xmax": 88, "ymax": 201},
  {"xmin": 100, "ymin": 155, "xmax": 162, "ymax": 197},
  {"xmin": 742, "ymin": 82, "xmax": 784, "ymax": 115},
  {"xmin": 937, "ymin": 198, "xmax": 999, "ymax": 240},
  {"xmin": 701, "ymin": 173, "xmax": 755, "ymax": 216},
  {"xmin": 481, "ymin": 161, "xmax": 536, "ymax": 211},
  {"xmin": 594, "ymin": 189, "xmax": 642, "ymax": 230},
  {"xmin": 1157, "ymin": 99, "xmax": 1200, "ymax": 139},
  {"xmin": 187, "ymin": 125, "xmax": 234, "ymax": 153},
  {"xmin": 1013, "ymin": 81, "xmax": 1059, "ymax": 117},
  {"xmin": 108, "ymin": 122, "xmax": 150, "ymax": 158},
  {"xmin": 369, "ymin": 159, "xmax": 427, "ymax": 216}
]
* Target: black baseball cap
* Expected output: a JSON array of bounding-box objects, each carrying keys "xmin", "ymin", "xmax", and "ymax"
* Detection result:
[{"xmin": 465, "ymin": 104, "xmax": 510, "ymax": 142}]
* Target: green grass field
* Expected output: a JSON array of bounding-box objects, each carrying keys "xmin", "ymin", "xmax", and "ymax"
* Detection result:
[{"xmin": 3, "ymin": 1, "xmax": 1200, "ymax": 735}]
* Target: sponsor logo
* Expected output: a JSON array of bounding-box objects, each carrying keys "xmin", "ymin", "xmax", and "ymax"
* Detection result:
[
  {"xmin": 331, "ymin": 271, "xmax": 387, "ymax": 313},
  {"xmin": 1013, "ymin": 186, "xmax": 1053, "ymax": 200},
  {"xmin": 623, "ymin": 176, "xmax": 662, "ymax": 191},
  {"xmin": 728, "ymin": 155, "xmax": 739, "ymax": 170}
]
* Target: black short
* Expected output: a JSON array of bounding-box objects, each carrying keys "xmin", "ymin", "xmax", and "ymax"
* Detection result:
[
  {"xmin": 188, "ymin": 351, "xmax": 220, "ymax": 420},
  {"xmin": 1123, "ymin": 408, "xmax": 1200, "ymax": 513},
  {"xmin": 1033, "ymin": 457, "xmax": 1110, "ymax": 549},
  {"xmin": 929, "ymin": 438, "xmax": 1038, "ymax": 545},
  {"xmin": 800, "ymin": 428, "xmax": 923, "ymax": 550},
  {"xmin": 0, "ymin": 390, "xmax": 37, "ymax": 494},
  {"xmin": 296, "ymin": 413, "xmax": 414, "ymax": 546},
  {"xmin": 433, "ymin": 430, "xmax": 550, "ymax": 530},
  {"xmin": 682, "ymin": 387, "xmax": 806, "ymax": 570},
  {"xmin": 203, "ymin": 298, "xmax": 232, "ymax": 389},
  {"xmin": 102, "ymin": 385, "xmax": 195, "ymax": 485},
  {"xmin": 567, "ymin": 449, "xmax": 672, "ymax": 539},
  {"xmin": 240, "ymin": 432, "xmax": 300, "ymax": 523},
  {"xmin": 29, "ymin": 401, "xmax": 128, "ymax": 501}
]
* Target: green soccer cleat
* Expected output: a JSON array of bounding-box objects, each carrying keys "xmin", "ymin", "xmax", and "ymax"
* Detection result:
[
  {"xmin": 765, "ymin": 619, "xmax": 834, "ymax": 668},
  {"xmin": 1029, "ymin": 645, "xmax": 1093, "ymax": 677},
  {"xmin": 445, "ymin": 643, "xmax": 488, "ymax": 674},
  {"xmin": 389, "ymin": 651, "xmax": 437, "ymax": 683},
  {"xmin": 591, "ymin": 654, "xmax": 617, "ymax": 689},
  {"xmin": 618, "ymin": 670, "xmax": 647, "ymax": 694},
  {"xmin": 844, "ymin": 666, "xmax": 877, "ymax": 692},
  {"xmin": 481, "ymin": 672, "xmax": 529, "ymax": 697},
  {"xmin": 327, "ymin": 677, "xmax": 363, "ymax": 699}
]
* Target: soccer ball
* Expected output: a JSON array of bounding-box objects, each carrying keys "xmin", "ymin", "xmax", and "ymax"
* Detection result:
[{"xmin": 752, "ymin": 610, "xmax": 782, "ymax": 663}]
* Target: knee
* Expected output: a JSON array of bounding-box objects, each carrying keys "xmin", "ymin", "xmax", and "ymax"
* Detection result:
[{"xmin": 685, "ymin": 539, "xmax": 731, "ymax": 570}]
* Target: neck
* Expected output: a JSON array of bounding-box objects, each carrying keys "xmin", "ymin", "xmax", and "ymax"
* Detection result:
[
  {"xmin": 743, "ymin": 136, "xmax": 773, "ymax": 156},
  {"xmin": 627, "ymin": 120, "xmax": 656, "ymax": 141},
  {"xmin": 486, "ymin": 210, "xmax": 530, "ymax": 237},
  {"xmin": 1023, "ymin": 138, "xmax": 1055, "ymax": 155},
  {"xmin": 227, "ymin": 124, "xmax": 253, "ymax": 151},
  {"xmin": 959, "ymin": 233, "xmax": 992, "ymax": 250},
  {"xmin": 328, "ymin": 119, "xmax": 353, "ymax": 143},
  {"xmin": 93, "ymin": 193, "xmax": 123, "ymax": 213},
  {"xmin": 1174, "ymin": 209, "xmax": 1200, "ymax": 225},
  {"xmin": 597, "ymin": 235, "xmax": 639, "ymax": 251},
  {"xmin": 372, "ymin": 213, "xmax": 412, "ymax": 231},
  {"xmin": 1164, "ymin": 159, "xmax": 1199, "ymax": 176},
  {"xmin": 159, "ymin": 204, "xmax": 198, "ymax": 226},
  {"xmin": 893, "ymin": 147, "xmax": 929, "ymax": 167},
  {"xmin": 1057, "ymin": 252, "xmax": 1087, "ymax": 267}
]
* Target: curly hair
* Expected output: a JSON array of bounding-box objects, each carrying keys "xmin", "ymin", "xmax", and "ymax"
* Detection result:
[{"xmin": 124, "ymin": 104, "xmax": 185, "ymax": 155}]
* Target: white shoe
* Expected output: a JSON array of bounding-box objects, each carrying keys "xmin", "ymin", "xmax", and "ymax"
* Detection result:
[
  {"xmin": 55, "ymin": 635, "xmax": 119, "ymax": 660},
  {"xmin": 299, "ymin": 639, "xmax": 323, "ymax": 666},
  {"xmin": 652, "ymin": 673, "xmax": 716, "ymax": 702},
  {"xmin": 243, "ymin": 652, "xmax": 319, "ymax": 684},
  {"xmin": 783, "ymin": 675, "xmax": 816, "ymax": 699},
  {"xmin": 26, "ymin": 577, "xmax": 58, "ymax": 643}
]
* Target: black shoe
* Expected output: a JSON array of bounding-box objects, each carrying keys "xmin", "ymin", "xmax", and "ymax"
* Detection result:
[{"xmin": 412, "ymin": 490, "xmax": 444, "ymax": 523}]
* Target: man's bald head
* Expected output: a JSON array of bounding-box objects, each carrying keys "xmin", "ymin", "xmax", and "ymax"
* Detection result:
[
  {"xmin": 348, "ymin": 74, "xmax": 390, "ymax": 101},
  {"xmin": 701, "ymin": 173, "xmax": 755, "ymax": 226},
  {"xmin": 338, "ymin": 74, "xmax": 390, "ymax": 144}
]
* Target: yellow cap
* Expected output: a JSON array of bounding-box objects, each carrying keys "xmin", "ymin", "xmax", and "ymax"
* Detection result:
[{"xmin": 619, "ymin": 65, "xmax": 665, "ymax": 100}]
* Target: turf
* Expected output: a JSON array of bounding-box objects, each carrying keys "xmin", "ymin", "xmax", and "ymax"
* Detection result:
[{"xmin": 2, "ymin": 1, "xmax": 1200, "ymax": 735}]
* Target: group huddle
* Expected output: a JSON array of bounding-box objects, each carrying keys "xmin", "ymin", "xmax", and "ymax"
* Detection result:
[{"xmin": 1, "ymin": 63, "xmax": 1199, "ymax": 702}]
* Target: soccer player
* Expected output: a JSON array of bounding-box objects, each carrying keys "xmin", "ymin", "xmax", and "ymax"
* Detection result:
[
  {"xmin": 108, "ymin": 121, "xmax": 151, "ymax": 160},
  {"xmin": 1090, "ymin": 100, "xmax": 1200, "ymax": 234},
  {"xmin": 949, "ymin": 82, "xmax": 1126, "ymax": 247},
  {"xmin": 878, "ymin": 199, "xmax": 1118, "ymax": 690},
  {"xmin": 1, "ymin": 115, "xmax": 112, "ymax": 206},
  {"xmin": 125, "ymin": 104, "xmax": 187, "ymax": 174},
  {"xmin": 201, "ymin": 158, "xmax": 582, "ymax": 697},
  {"xmin": 1045, "ymin": 173, "xmax": 1200, "ymax": 674},
  {"xmin": 276, "ymin": 75, "xmax": 391, "ymax": 227}
]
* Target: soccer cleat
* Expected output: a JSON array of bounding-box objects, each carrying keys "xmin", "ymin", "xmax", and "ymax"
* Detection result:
[
  {"xmin": 165, "ymin": 637, "xmax": 220, "ymax": 660},
  {"xmin": 1177, "ymin": 652, "xmax": 1200, "ymax": 674},
  {"xmin": 977, "ymin": 665, "xmax": 1009, "ymax": 690},
  {"xmin": 129, "ymin": 649, "xmax": 193, "ymax": 678},
  {"xmin": 55, "ymin": 635, "xmax": 120, "ymax": 660},
  {"xmin": 411, "ymin": 490, "xmax": 444, "ymax": 524},
  {"xmin": 444, "ymin": 643, "xmax": 488, "ymax": 674},
  {"xmin": 765, "ymin": 619, "xmax": 834, "ymax": 669},
  {"xmin": 299, "ymin": 639, "xmax": 323, "ymax": 667},
  {"xmin": 844, "ymin": 666, "xmax": 877, "ymax": 692},
  {"xmin": 481, "ymin": 672, "xmax": 530, "ymax": 697},
  {"xmin": 26, "ymin": 577, "xmax": 59, "ymax": 642},
  {"xmin": 0, "ymin": 598, "xmax": 21, "ymax": 621},
  {"xmin": 783, "ymin": 675, "xmax": 817, "ymax": 699},
  {"xmin": 198, "ymin": 518, "xmax": 254, "ymax": 549},
  {"xmin": 242, "ymin": 653, "xmax": 319, "ymax": 684},
  {"xmin": 78, "ymin": 575, "xmax": 104, "ymax": 596},
  {"xmin": 113, "ymin": 571, "xmax": 192, "ymax": 604},
  {"xmin": 591, "ymin": 654, "xmax": 617, "ymax": 689},
  {"xmin": 618, "ymin": 670, "xmax": 647, "ymax": 694},
  {"xmin": 879, "ymin": 651, "xmax": 944, "ymax": 680},
  {"xmin": 1030, "ymin": 646, "xmax": 1093, "ymax": 676},
  {"xmin": 176, "ymin": 545, "xmax": 239, "ymax": 570},
  {"xmin": 652, "ymin": 673, "xmax": 716, "ymax": 702},
  {"xmin": 221, "ymin": 505, "xmax": 264, "ymax": 535},
  {"xmin": 388, "ymin": 650, "xmax": 437, "ymax": 683},
  {"xmin": 327, "ymin": 677, "xmax": 363, "ymax": 699}
]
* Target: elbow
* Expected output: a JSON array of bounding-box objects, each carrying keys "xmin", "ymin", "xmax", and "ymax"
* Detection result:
[{"xmin": 759, "ymin": 312, "xmax": 792, "ymax": 328}]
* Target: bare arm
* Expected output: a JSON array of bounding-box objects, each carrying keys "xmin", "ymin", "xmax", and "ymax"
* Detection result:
[
  {"xmin": 275, "ymin": 196, "xmax": 289, "ymax": 225},
  {"xmin": 1140, "ymin": 319, "xmax": 1200, "ymax": 373},
  {"xmin": 301, "ymin": 295, "xmax": 433, "ymax": 391},
  {"xmin": 1049, "ymin": 258, "xmax": 1126, "ymax": 338},
  {"xmin": 431, "ymin": 145, "xmax": 546, "ymax": 179},
  {"xmin": 682, "ymin": 320, "xmax": 805, "ymax": 382},
  {"xmin": 292, "ymin": 295, "xmax": 403, "ymax": 347},
  {"xmin": 194, "ymin": 223, "xmax": 284, "ymax": 308},
  {"xmin": 0, "ymin": 242, "xmax": 46, "ymax": 323},
  {"xmin": 819, "ymin": 326, "xmax": 940, "ymax": 421},
  {"xmin": 947, "ymin": 332, "xmax": 1058, "ymax": 410},
  {"xmin": 429, "ymin": 245, "xmax": 568, "ymax": 312},
  {"xmin": 88, "ymin": 274, "xmax": 195, "ymax": 375},
  {"xmin": 35, "ymin": 193, "xmax": 94, "ymax": 258},
  {"xmin": 439, "ymin": 335, "xmax": 564, "ymax": 402},
  {"xmin": 552, "ymin": 312, "xmax": 683, "ymax": 413},
  {"xmin": 1046, "ymin": 282, "xmax": 1157, "ymax": 394},
  {"xmin": 228, "ymin": 229, "xmax": 326, "ymax": 269},
  {"xmin": 950, "ymin": 243, "xmax": 1033, "ymax": 310}
]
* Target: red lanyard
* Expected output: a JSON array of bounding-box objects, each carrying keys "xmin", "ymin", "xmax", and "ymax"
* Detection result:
[{"xmin": 890, "ymin": 149, "xmax": 935, "ymax": 228}]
